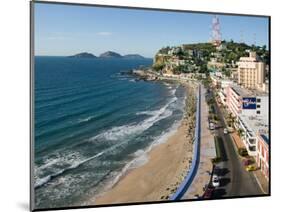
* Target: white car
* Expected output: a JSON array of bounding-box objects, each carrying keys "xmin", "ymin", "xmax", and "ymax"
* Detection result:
[
  {"xmin": 223, "ymin": 128, "xmax": 228, "ymax": 134},
  {"xmin": 209, "ymin": 122, "xmax": 215, "ymax": 130},
  {"xmin": 212, "ymin": 174, "xmax": 220, "ymax": 187}
]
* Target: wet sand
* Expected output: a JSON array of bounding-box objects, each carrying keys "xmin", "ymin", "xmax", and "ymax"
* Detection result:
[{"xmin": 92, "ymin": 85, "xmax": 196, "ymax": 205}]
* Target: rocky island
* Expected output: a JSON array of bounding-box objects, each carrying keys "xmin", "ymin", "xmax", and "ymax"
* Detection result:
[
  {"xmin": 68, "ymin": 52, "xmax": 97, "ymax": 58},
  {"xmin": 99, "ymin": 51, "xmax": 123, "ymax": 58},
  {"xmin": 68, "ymin": 51, "xmax": 146, "ymax": 59},
  {"xmin": 123, "ymin": 54, "xmax": 145, "ymax": 59}
]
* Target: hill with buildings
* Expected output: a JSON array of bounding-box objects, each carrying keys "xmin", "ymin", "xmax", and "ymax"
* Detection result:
[{"xmin": 152, "ymin": 41, "xmax": 269, "ymax": 78}]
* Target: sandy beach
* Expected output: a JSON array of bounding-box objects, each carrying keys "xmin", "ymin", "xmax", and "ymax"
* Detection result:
[{"xmin": 92, "ymin": 83, "xmax": 197, "ymax": 205}]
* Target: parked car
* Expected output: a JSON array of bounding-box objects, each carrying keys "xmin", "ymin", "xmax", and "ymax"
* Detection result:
[
  {"xmin": 238, "ymin": 148, "xmax": 248, "ymax": 157},
  {"xmin": 202, "ymin": 186, "xmax": 215, "ymax": 199},
  {"xmin": 223, "ymin": 128, "xmax": 228, "ymax": 134},
  {"xmin": 213, "ymin": 166, "xmax": 221, "ymax": 176},
  {"xmin": 209, "ymin": 122, "xmax": 215, "ymax": 130},
  {"xmin": 212, "ymin": 174, "xmax": 220, "ymax": 187},
  {"xmin": 243, "ymin": 158, "xmax": 253, "ymax": 166},
  {"xmin": 227, "ymin": 127, "xmax": 234, "ymax": 133},
  {"xmin": 246, "ymin": 165, "xmax": 256, "ymax": 172}
]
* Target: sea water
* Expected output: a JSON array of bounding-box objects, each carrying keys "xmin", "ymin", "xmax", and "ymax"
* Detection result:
[{"xmin": 34, "ymin": 56, "xmax": 186, "ymax": 208}]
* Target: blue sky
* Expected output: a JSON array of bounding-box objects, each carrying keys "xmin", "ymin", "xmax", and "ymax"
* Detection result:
[{"xmin": 34, "ymin": 3, "xmax": 269, "ymax": 57}]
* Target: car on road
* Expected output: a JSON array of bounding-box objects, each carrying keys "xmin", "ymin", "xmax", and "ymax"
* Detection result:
[
  {"xmin": 223, "ymin": 128, "xmax": 228, "ymax": 134},
  {"xmin": 209, "ymin": 122, "xmax": 215, "ymax": 130},
  {"xmin": 246, "ymin": 165, "xmax": 256, "ymax": 172},
  {"xmin": 213, "ymin": 166, "xmax": 221, "ymax": 176},
  {"xmin": 212, "ymin": 174, "xmax": 220, "ymax": 187}
]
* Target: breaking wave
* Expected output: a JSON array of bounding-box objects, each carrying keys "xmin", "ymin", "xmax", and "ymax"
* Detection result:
[{"xmin": 90, "ymin": 97, "xmax": 177, "ymax": 142}]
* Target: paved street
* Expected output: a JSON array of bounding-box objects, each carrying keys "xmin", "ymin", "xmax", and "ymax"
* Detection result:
[
  {"xmin": 210, "ymin": 90, "xmax": 264, "ymax": 198},
  {"xmin": 180, "ymin": 86, "xmax": 264, "ymax": 200}
]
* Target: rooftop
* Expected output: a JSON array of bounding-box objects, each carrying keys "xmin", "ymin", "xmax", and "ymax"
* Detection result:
[
  {"xmin": 230, "ymin": 84, "xmax": 268, "ymax": 97},
  {"xmin": 238, "ymin": 51, "xmax": 259, "ymax": 63},
  {"xmin": 240, "ymin": 114, "xmax": 269, "ymax": 138}
]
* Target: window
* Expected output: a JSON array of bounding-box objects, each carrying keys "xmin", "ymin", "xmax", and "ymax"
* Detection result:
[
  {"xmin": 257, "ymin": 98, "xmax": 261, "ymax": 103},
  {"xmin": 257, "ymin": 105, "xmax": 261, "ymax": 108},
  {"xmin": 257, "ymin": 111, "xmax": 261, "ymax": 114}
]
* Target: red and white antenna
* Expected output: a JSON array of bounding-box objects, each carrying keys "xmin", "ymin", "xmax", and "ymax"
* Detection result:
[{"xmin": 212, "ymin": 15, "xmax": 222, "ymax": 46}]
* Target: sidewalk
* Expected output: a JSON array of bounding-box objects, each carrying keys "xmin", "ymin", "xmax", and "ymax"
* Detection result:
[
  {"xmin": 252, "ymin": 169, "xmax": 269, "ymax": 194},
  {"xmin": 182, "ymin": 86, "xmax": 216, "ymax": 199},
  {"xmin": 231, "ymin": 132, "xmax": 245, "ymax": 150}
]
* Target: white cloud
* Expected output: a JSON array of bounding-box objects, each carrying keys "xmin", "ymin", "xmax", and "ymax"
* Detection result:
[{"xmin": 96, "ymin": 31, "xmax": 112, "ymax": 36}]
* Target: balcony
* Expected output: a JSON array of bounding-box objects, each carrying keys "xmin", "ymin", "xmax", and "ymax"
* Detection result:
[{"xmin": 249, "ymin": 146, "xmax": 256, "ymax": 152}]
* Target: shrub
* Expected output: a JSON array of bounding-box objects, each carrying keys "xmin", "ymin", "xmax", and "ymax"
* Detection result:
[{"xmin": 211, "ymin": 157, "xmax": 221, "ymax": 164}]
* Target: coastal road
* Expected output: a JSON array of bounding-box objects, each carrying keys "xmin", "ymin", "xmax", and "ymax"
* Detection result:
[{"xmin": 209, "ymin": 90, "xmax": 263, "ymax": 198}]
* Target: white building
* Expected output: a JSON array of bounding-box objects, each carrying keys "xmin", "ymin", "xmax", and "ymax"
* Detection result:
[
  {"xmin": 236, "ymin": 115, "xmax": 268, "ymax": 156},
  {"xmin": 226, "ymin": 84, "xmax": 268, "ymax": 118},
  {"xmin": 217, "ymin": 80, "xmax": 233, "ymax": 105},
  {"xmin": 237, "ymin": 51, "xmax": 266, "ymax": 90},
  {"xmin": 225, "ymin": 84, "xmax": 269, "ymax": 156}
]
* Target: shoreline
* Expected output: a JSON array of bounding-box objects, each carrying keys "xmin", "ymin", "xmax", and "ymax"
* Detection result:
[{"xmin": 90, "ymin": 82, "xmax": 197, "ymax": 205}]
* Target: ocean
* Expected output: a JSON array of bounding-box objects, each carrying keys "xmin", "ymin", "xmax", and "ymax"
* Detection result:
[{"xmin": 34, "ymin": 56, "xmax": 186, "ymax": 208}]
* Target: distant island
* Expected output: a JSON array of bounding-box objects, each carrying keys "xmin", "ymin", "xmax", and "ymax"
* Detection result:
[
  {"xmin": 99, "ymin": 51, "xmax": 122, "ymax": 58},
  {"xmin": 123, "ymin": 54, "xmax": 145, "ymax": 59},
  {"xmin": 68, "ymin": 51, "xmax": 146, "ymax": 59},
  {"xmin": 68, "ymin": 52, "xmax": 97, "ymax": 58}
]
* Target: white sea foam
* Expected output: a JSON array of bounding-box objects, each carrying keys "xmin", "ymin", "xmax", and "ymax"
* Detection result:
[
  {"xmin": 35, "ymin": 151, "xmax": 105, "ymax": 189},
  {"xmin": 77, "ymin": 115, "xmax": 97, "ymax": 123},
  {"xmin": 129, "ymin": 151, "xmax": 149, "ymax": 169},
  {"xmin": 90, "ymin": 96, "xmax": 177, "ymax": 142},
  {"xmin": 135, "ymin": 111, "xmax": 156, "ymax": 116},
  {"xmin": 97, "ymin": 119, "xmax": 181, "ymax": 196},
  {"xmin": 38, "ymin": 158, "xmax": 61, "ymax": 170},
  {"xmin": 170, "ymin": 88, "xmax": 176, "ymax": 95},
  {"xmin": 36, "ymin": 88, "xmax": 182, "ymax": 195}
]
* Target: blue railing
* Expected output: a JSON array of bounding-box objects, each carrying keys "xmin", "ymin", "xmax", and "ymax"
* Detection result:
[{"xmin": 170, "ymin": 85, "xmax": 201, "ymax": 200}]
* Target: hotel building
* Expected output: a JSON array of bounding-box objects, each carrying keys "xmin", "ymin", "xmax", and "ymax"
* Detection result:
[
  {"xmin": 226, "ymin": 85, "xmax": 268, "ymax": 118},
  {"xmin": 237, "ymin": 51, "xmax": 265, "ymax": 90},
  {"xmin": 236, "ymin": 114, "xmax": 268, "ymax": 156},
  {"xmin": 225, "ymin": 85, "xmax": 268, "ymax": 156}
]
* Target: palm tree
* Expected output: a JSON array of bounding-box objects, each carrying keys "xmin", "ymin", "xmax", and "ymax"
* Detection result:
[
  {"xmin": 237, "ymin": 128, "xmax": 245, "ymax": 139},
  {"xmin": 226, "ymin": 113, "xmax": 236, "ymax": 128}
]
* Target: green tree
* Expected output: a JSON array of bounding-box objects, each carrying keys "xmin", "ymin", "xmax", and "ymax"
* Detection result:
[
  {"xmin": 152, "ymin": 63, "xmax": 164, "ymax": 72},
  {"xmin": 237, "ymin": 128, "xmax": 245, "ymax": 138}
]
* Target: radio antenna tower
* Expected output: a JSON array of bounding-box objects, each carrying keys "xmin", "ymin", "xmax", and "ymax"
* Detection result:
[{"xmin": 212, "ymin": 15, "xmax": 222, "ymax": 47}]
